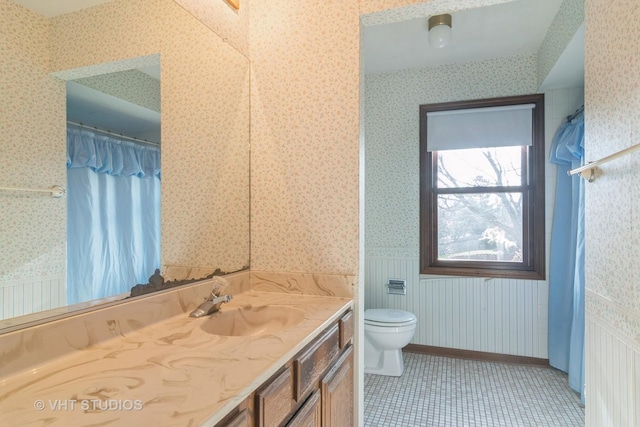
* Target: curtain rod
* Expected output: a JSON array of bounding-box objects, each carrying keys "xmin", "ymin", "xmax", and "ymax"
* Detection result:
[
  {"xmin": 568, "ymin": 142, "xmax": 640, "ymax": 182},
  {"xmin": 566, "ymin": 105, "xmax": 584, "ymax": 122},
  {"xmin": 67, "ymin": 121, "xmax": 160, "ymax": 147}
]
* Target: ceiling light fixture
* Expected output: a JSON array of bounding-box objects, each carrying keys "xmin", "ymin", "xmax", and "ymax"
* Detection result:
[{"xmin": 428, "ymin": 14, "xmax": 452, "ymax": 49}]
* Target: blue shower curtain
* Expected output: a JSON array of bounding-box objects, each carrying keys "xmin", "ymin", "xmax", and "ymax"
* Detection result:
[
  {"xmin": 66, "ymin": 126, "xmax": 161, "ymax": 304},
  {"xmin": 548, "ymin": 111, "xmax": 585, "ymax": 403}
]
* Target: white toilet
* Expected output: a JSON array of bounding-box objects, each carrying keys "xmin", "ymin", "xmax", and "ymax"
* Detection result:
[{"xmin": 364, "ymin": 308, "xmax": 417, "ymax": 377}]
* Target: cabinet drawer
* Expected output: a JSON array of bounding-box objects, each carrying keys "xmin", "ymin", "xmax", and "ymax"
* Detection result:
[
  {"xmin": 338, "ymin": 311, "xmax": 353, "ymax": 349},
  {"xmin": 293, "ymin": 324, "xmax": 340, "ymax": 402},
  {"xmin": 255, "ymin": 366, "xmax": 295, "ymax": 427}
]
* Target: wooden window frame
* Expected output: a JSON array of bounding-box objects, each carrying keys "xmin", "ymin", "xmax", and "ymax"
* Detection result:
[{"xmin": 419, "ymin": 94, "xmax": 546, "ymax": 280}]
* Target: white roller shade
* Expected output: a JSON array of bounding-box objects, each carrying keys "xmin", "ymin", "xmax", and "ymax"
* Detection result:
[{"xmin": 426, "ymin": 104, "xmax": 535, "ymax": 151}]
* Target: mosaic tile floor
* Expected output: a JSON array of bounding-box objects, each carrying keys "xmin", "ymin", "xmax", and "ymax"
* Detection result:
[{"xmin": 364, "ymin": 352, "xmax": 584, "ymax": 427}]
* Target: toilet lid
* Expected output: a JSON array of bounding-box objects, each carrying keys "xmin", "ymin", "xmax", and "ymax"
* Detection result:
[{"xmin": 364, "ymin": 309, "xmax": 416, "ymax": 324}]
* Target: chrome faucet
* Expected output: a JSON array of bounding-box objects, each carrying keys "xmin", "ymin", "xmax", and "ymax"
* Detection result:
[{"xmin": 189, "ymin": 288, "xmax": 233, "ymax": 318}]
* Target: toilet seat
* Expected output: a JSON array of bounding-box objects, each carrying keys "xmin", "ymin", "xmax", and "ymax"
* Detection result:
[{"xmin": 364, "ymin": 309, "xmax": 417, "ymax": 327}]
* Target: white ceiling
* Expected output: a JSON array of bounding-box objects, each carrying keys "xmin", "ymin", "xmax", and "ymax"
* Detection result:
[
  {"xmin": 539, "ymin": 23, "xmax": 585, "ymax": 91},
  {"xmin": 67, "ymin": 80, "xmax": 161, "ymax": 143},
  {"xmin": 363, "ymin": 0, "xmax": 568, "ymax": 75},
  {"xmin": 66, "ymin": 65, "xmax": 162, "ymax": 144},
  {"xmin": 12, "ymin": 0, "xmax": 116, "ymax": 17}
]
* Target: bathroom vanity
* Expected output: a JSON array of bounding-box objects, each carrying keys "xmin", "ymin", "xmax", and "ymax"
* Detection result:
[
  {"xmin": 0, "ymin": 272, "xmax": 354, "ymax": 427},
  {"xmin": 216, "ymin": 309, "xmax": 354, "ymax": 426}
]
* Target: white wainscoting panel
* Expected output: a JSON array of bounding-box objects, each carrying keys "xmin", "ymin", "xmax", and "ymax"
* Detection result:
[
  {"xmin": 0, "ymin": 275, "xmax": 66, "ymax": 320},
  {"xmin": 585, "ymin": 316, "xmax": 639, "ymax": 426},
  {"xmin": 365, "ymin": 254, "xmax": 548, "ymax": 358}
]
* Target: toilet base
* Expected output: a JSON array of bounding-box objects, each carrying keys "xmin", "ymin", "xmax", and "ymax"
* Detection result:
[{"xmin": 364, "ymin": 348, "xmax": 405, "ymax": 377}]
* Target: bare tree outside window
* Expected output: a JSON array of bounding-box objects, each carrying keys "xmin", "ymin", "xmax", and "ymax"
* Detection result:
[{"xmin": 436, "ymin": 147, "xmax": 523, "ymax": 262}]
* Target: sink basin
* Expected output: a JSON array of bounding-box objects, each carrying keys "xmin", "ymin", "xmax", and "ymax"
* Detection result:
[{"xmin": 199, "ymin": 305, "xmax": 305, "ymax": 337}]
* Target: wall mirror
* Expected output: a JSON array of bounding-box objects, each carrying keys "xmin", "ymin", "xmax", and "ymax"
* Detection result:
[{"xmin": 0, "ymin": 0, "xmax": 250, "ymax": 332}]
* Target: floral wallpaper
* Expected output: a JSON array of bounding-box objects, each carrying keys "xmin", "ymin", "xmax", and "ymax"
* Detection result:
[
  {"xmin": 584, "ymin": 0, "xmax": 639, "ymax": 335},
  {"xmin": 584, "ymin": 0, "xmax": 640, "ymax": 423},
  {"xmin": 365, "ymin": 53, "xmax": 538, "ymax": 251},
  {"xmin": 0, "ymin": 0, "xmax": 67, "ymax": 318},
  {"xmin": 173, "ymin": 0, "xmax": 250, "ymax": 58},
  {"xmin": 160, "ymin": 14, "xmax": 250, "ymax": 271},
  {"xmin": 249, "ymin": 0, "xmax": 361, "ymax": 274}
]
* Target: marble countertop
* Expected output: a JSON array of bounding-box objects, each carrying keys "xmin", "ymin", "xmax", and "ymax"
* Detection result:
[{"xmin": 0, "ymin": 291, "xmax": 352, "ymax": 427}]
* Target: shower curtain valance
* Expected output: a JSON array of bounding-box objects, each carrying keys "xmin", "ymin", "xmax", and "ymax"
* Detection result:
[{"xmin": 67, "ymin": 126, "xmax": 161, "ymax": 179}]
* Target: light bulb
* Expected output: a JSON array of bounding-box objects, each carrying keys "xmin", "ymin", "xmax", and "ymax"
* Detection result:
[{"xmin": 428, "ymin": 14, "xmax": 452, "ymax": 49}]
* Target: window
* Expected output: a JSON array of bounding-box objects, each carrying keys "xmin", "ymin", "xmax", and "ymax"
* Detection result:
[{"xmin": 419, "ymin": 94, "xmax": 545, "ymax": 280}]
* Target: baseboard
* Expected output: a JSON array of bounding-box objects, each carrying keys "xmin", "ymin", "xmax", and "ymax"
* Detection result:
[{"xmin": 403, "ymin": 344, "xmax": 550, "ymax": 367}]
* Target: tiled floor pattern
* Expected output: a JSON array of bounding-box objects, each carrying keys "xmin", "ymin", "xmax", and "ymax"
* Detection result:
[{"xmin": 364, "ymin": 352, "xmax": 584, "ymax": 427}]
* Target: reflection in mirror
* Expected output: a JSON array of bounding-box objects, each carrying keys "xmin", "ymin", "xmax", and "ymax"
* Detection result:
[
  {"xmin": 67, "ymin": 64, "xmax": 161, "ymax": 143},
  {"xmin": 0, "ymin": 0, "xmax": 251, "ymax": 333},
  {"xmin": 66, "ymin": 62, "xmax": 161, "ymax": 305}
]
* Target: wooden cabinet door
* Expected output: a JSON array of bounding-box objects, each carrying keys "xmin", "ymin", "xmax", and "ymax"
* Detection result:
[
  {"xmin": 256, "ymin": 367, "xmax": 295, "ymax": 427},
  {"xmin": 294, "ymin": 324, "xmax": 340, "ymax": 402},
  {"xmin": 320, "ymin": 345, "xmax": 354, "ymax": 427},
  {"xmin": 286, "ymin": 390, "xmax": 321, "ymax": 427},
  {"xmin": 217, "ymin": 408, "xmax": 252, "ymax": 427}
]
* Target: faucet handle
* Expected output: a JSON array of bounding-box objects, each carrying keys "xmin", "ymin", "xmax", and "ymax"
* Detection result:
[
  {"xmin": 218, "ymin": 294, "xmax": 232, "ymax": 304},
  {"xmin": 209, "ymin": 294, "xmax": 232, "ymax": 304}
]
